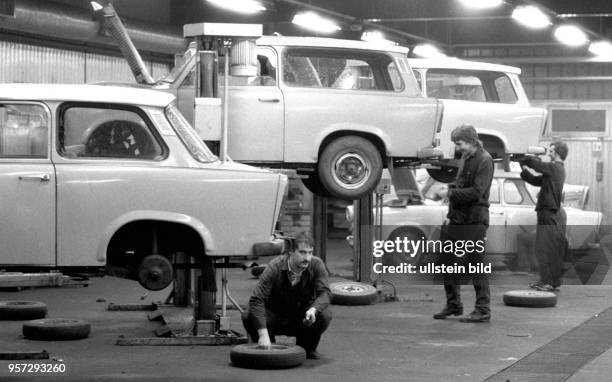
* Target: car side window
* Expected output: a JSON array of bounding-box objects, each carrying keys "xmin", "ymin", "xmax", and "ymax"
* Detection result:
[
  {"xmin": 426, "ymin": 70, "xmax": 486, "ymax": 101},
  {"xmin": 0, "ymin": 104, "xmax": 48, "ymax": 158},
  {"xmin": 58, "ymin": 105, "xmax": 164, "ymax": 160},
  {"xmin": 218, "ymin": 48, "xmax": 277, "ymax": 87},
  {"xmin": 494, "ymin": 75, "xmax": 518, "ymax": 104},
  {"xmin": 282, "ymin": 48, "xmax": 402, "ymax": 91},
  {"xmin": 489, "ymin": 180, "xmax": 500, "ymax": 204},
  {"xmin": 503, "ymin": 180, "xmax": 524, "ymax": 204}
]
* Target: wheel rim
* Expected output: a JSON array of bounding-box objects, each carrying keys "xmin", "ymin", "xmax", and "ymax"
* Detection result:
[
  {"xmin": 332, "ymin": 152, "xmax": 370, "ymax": 190},
  {"xmin": 336, "ymin": 283, "xmax": 368, "ymax": 293}
]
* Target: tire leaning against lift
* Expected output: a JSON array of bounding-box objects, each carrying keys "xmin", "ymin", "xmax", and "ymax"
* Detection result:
[
  {"xmin": 22, "ymin": 318, "xmax": 91, "ymax": 341},
  {"xmin": 318, "ymin": 136, "xmax": 383, "ymax": 200},
  {"xmin": 230, "ymin": 344, "xmax": 306, "ymax": 369},
  {"xmin": 330, "ymin": 281, "xmax": 378, "ymax": 306},
  {"xmin": 0, "ymin": 301, "xmax": 47, "ymax": 320},
  {"xmin": 503, "ymin": 290, "xmax": 557, "ymax": 308}
]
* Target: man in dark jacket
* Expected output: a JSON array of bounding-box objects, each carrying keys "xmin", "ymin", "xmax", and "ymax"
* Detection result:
[
  {"xmin": 242, "ymin": 231, "xmax": 332, "ymax": 359},
  {"xmin": 520, "ymin": 140, "xmax": 568, "ymax": 292},
  {"xmin": 434, "ymin": 124, "xmax": 494, "ymax": 323}
]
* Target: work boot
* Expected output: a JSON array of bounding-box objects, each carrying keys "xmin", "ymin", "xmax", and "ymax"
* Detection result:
[
  {"xmin": 306, "ymin": 351, "xmax": 322, "ymax": 360},
  {"xmin": 459, "ymin": 310, "xmax": 491, "ymax": 323},
  {"xmin": 534, "ymin": 284, "xmax": 555, "ymax": 292},
  {"xmin": 433, "ymin": 306, "xmax": 463, "ymax": 319},
  {"xmin": 529, "ymin": 280, "xmax": 544, "ymax": 289}
]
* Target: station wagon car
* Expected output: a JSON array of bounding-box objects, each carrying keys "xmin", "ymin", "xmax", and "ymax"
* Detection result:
[
  {"xmin": 409, "ymin": 58, "xmax": 547, "ymax": 182},
  {"xmin": 158, "ymin": 36, "xmax": 445, "ymax": 200},
  {"xmin": 0, "ymin": 84, "xmax": 287, "ymax": 289}
]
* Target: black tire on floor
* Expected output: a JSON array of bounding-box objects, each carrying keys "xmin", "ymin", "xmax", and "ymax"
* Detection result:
[
  {"xmin": 318, "ymin": 136, "xmax": 382, "ymax": 200},
  {"xmin": 0, "ymin": 301, "xmax": 47, "ymax": 320},
  {"xmin": 251, "ymin": 265, "xmax": 266, "ymax": 278},
  {"xmin": 503, "ymin": 290, "xmax": 557, "ymax": 308},
  {"xmin": 230, "ymin": 344, "xmax": 306, "ymax": 369},
  {"xmin": 23, "ymin": 318, "xmax": 91, "ymax": 341},
  {"xmin": 330, "ymin": 281, "xmax": 378, "ymax": 306}
]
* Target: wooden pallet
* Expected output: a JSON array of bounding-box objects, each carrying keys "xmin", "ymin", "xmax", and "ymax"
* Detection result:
[{"xmin": 0, "ymin": 272, "xmax": 91, "ymax": 289}]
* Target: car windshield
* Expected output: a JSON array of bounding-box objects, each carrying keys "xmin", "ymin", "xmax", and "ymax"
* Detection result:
[{"xmin": 165, "ymin": 104, "xmax": 217, "ymax": 163}]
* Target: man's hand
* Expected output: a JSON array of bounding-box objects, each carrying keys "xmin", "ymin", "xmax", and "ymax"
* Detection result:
[
  {"xmin": 257, "ymin": 328, "xmax": 271, "ymax": 348},
  {"xmin": 304, "ymin": 307, "xmax": 317, "ymax": 326}
]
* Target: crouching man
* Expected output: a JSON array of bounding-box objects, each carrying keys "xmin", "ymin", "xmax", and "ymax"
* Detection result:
[{"xmin": 242, "ymin": 231, "xmax": 332, "ymax": 360}]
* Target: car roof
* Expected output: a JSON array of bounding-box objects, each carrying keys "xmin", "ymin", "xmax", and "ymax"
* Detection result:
[
  {"xmin": 257, "ymin": 36, "xmax": 410, "ymax": 55},
  {"xmin": 408, "ymin": 57, "xmax": 521, "ymax": 75},
  {"xmin": 0, "ymin": 83, "xmax": 175, "ymax": 107}
]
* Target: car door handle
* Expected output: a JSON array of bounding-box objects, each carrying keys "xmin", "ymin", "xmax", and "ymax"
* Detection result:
[
  {"xmin": 19, "ymin": 173, "xmax": 50, "ymax": 182},
  {"xmin": 258, "ymin": 97, "xmax": 280, "ymax": 103}
]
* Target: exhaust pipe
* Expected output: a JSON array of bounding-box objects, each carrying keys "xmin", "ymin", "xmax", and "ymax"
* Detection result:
[{"xmin": 91, "ymin": 1, "xmax": 155, "ymax": 85}]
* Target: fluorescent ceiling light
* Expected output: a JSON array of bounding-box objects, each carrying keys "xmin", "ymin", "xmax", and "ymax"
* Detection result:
[
  {"xmin": 361, "ymin": 31, "xmax": 398, "ymax": 45},
  {"xmin": 554, "ymin": 25, "xmax": 589, "ymax": 47},
  {"xmin": 457, "ymin": 0, "xmax": 503, "ymax": 9},
  {"xmin": 512, "ymin": 5, "xmax": 551, "ymax": 29},
  {"xmin": 207, "ymin": 0, "xmax": 266, "ymax": 14},
  {"xmin": 413, "ymin": 44, "xmax": 446, "ymax": 58},
  {"xmin": 292, "ymin": 12, "xmax": 341, "ymax": 34},
  {"xmin": 90, "ymin": 1, "xmax": 103, "ymax": 11},
  {"xmin": 589, "ymin": 40, "xmax": 612, "ymax": 58}
]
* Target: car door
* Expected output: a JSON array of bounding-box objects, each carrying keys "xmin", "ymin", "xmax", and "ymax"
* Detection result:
[
  {"xmin": 486, "ymin": 179, "xmax": 507, "ymax": 254},
  {"xmin": 222, "ymin": 47, "xmax": 285, "ymax": 162},
  {"xmin": 0, "ymin": 102, "xmax": 55, "ymax": 266}
]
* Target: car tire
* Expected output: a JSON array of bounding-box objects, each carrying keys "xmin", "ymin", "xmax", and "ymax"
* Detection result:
[
  {"xmin": 385, "ymin": 228, "xmax": 424, "ymax": 266},
  {"xmin": 427, "ymin": 166, "xmax": 458, "ymax": 183},
  {"xmin": 250, "ymin": 265, "xmax": 266, "ymax": 278},
  {"xmin": 22, "ymin": 318, "xmax": 91, "ymax": 341},
  {"xmin": 0, "ymin": 301, "xmax": 47, "ymax": 320},
  {"xmin": 503, "ymin": 290, "xmax": 557, "ymax": 308},
  {"xmin": 230, "ymin": 344, "xmax": 306, "ymax": 369},
  {"xmin": 318, "ymin": 136, "xmax": 382, "ymax": 200},
  {"xmin": 330, "ymin": 281, "xmax": 378, "ymax": 305}
]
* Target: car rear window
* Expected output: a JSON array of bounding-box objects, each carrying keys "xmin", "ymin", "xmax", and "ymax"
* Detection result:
[{"xmin": 425, "ymin": 69, "xmax": 518, "ymax": 104}]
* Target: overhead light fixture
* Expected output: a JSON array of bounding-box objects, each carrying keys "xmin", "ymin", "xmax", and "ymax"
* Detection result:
[
  {"xmin": 413, "ymin": 44, "xmax": 446, "ymax": 58},
  {"xmin": 207, "ymin": 0, "xmax": 266, "ymax": 14},
  {"xmin": 457, "ymin": 0, "xmax": 503, "ymax": 9},
  {"xmin": 554, "ymin": 25, "xmax": 589, "ymax": 47},
  {"xmin": 589, "ymin": 40, "xmax": 612, "ymax": 58},
  {"xmin": 511, "ymin": 5, "xmax": 551, "ymax": 29},
  {"xmin": 361, "ymin": 31, "xmax": 398, "ymax": 46},
  {"xmin": 90, "ymin": 1, "xmax": 103, "ymax": 11},
  {"xmin": 292, "ymin": 12, "xmax": 341, "ymax": 34}
]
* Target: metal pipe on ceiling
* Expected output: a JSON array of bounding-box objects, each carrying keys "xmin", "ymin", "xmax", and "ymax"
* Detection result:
[{"xmin": 0, "ymin": 0, "xmax": 184, "ymax": 55}]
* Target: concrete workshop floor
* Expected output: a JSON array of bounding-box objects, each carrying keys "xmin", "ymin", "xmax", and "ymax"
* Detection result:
[{"xmin": 1, "ymin": 234, "xmax": 612, "ymax": 381}]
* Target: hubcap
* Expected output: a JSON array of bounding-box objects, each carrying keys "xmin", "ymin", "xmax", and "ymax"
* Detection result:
[
  {"xmin": 332, "ymin": 152, "xmax": 370, "ymax": 190},
  {"xmin": 337, "ymin": 284, "xmax": 367, "ymax": 293}
]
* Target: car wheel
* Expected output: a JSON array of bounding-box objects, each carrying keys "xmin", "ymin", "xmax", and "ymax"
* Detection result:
[
  {"xmin": 318, "ymin": 136, "xmax": 382, "ymax": 200},
  {"xmin": 137, "ymin": 254, "xmax": 174, "ymax": 291},
  {"xmin": 23, "ymin": 318, "xmax": 91, "ymax": 341},
  {"xmin": 503, "ymin": 290, "xmax": 557, "ymax": 308},
  {"xmin": 0, "ymin": 301, "xmax": 47, "ymax": 320},
  {"xmin": 384, "ymin": 228, "xmax": 425, "ymax": 266},
  {"xmin": 427, "ymin": 166, "xmax": 458, "ymax": 183},
  {"xmin": 230, "ymin": 344, "xmax": 306, "ymax": 369},
  {"xmin": 330, "ymin": 281, "xmax": 378, "ymax": 305}
]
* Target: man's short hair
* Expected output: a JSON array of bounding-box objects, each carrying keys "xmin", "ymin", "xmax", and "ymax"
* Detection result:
[
  {"xmin": 451, "ymin": 124, "xmax": 480, "ymax": 146},
  {"xmin": 293, "ymin": 231, "xmax": 314, "ymax": 249},
  {"xmin": 551, "ymin": 140, "xmax": 568, "ymax": 160}
]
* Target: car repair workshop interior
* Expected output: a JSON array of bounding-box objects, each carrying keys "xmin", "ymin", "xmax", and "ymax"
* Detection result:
[{"xmin": 1, "ymin": 0, "xmax": 612, "ymax": 381}]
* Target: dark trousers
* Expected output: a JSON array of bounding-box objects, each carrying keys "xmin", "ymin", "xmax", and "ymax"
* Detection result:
[
  {"xmin": 241, "ymin": 308, "xmax": 332, "ymax": 353},
  {"xmin": 535, "ymin": 209, "xmax": 566, "ymax": 287},
  {"xmin": 442, "ymin": 222, "xmax": 490, "ymax": 314}
]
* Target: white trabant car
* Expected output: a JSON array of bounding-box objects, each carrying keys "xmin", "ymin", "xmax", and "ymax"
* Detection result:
[
  {"xmin": 409, "ymin": 58, "xmax": 547, "ymax": 182},
  {"xmin": 347, "ymin": 171, "xmax": 602, "ymax": 265},
  {"xmin": 0, "ymin": 84, "xmax": 287, "ymax": 289},
  {"xmin": 166, "ymin": 36, "xmax": 444, "ymax": 200}
]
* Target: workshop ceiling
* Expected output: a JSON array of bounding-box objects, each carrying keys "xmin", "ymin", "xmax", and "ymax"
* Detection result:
[{"xmin": 171, "ymin": 0, "xmax": 612, "ymax": 55}]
